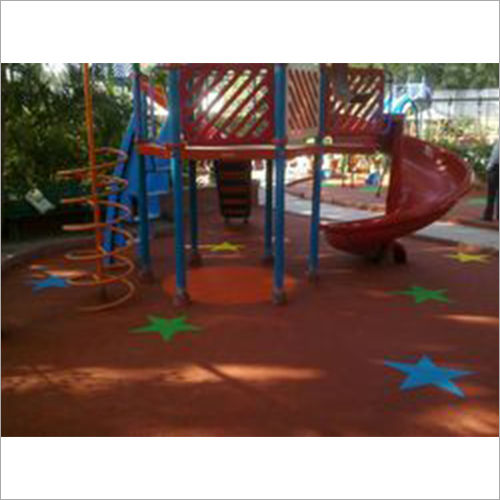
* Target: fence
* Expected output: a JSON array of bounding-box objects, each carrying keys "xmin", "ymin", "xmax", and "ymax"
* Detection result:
[{"xmin": 414, "ymin": 88, "xmax": 499, "ymax": 140}]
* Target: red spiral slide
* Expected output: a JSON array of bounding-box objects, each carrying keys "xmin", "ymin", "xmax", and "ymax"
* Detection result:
[{"xmin": 322, "ymin": 132, "xmax": 472, "ymax": 260}]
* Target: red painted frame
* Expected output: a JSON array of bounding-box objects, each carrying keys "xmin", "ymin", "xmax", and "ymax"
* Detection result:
[
  {"xmin": 179, "ymin": 64, "xmax": 275, "ymax": 146},
  {"xmin": 325, "ymin": 67, "xmax": 385, "ymax": 138},
  {"xmin": 287, "ymin": 64, "xmax": 321, "ymax": 143}
]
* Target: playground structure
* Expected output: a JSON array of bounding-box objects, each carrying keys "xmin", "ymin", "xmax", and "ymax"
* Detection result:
[
  {"xmin": 63, "ymin": 63, "xmax": 472, "ymax": 309},
  {"xmin": 384, "ymin": 78, "xmax": 433, "ymax": 136},
  {"xmin": 327, "ymin": 78, "xmax": 430, "ymax": 191},
  {"xmin": 385, "ymin": 78, "xmax": 433, "ymax": 113},
  {"xmin": 104, "ymin": 74, "xmax": 171, "ymax": 240}
]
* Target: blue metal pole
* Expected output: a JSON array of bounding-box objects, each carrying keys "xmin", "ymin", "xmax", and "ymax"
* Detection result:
[
  {"xmin": 188, "ymin": 159, "xmax": 202, "ymax": 267},
  {"xmin": 132, "ymin": 63, "xmax": 152, "ymax": 279},
  {"xmin": 273, "ymin": 63, "xmax": 287, "ymax": 304},
  {"xmin": 149, "ymin": 78, "xmax": 157, "ymax": 138},
  {"xmin": 141, "ymin": 90, "xmax": 149, "ymax": 139},
  {"xmin": 308, "ymin": 65, "xmax": 327, "ymax": 280},
  {"xmin": 263, "ymin": 159, "xmax": 274, "ymax": 264},
  {"xmin": 168, "ymin": 66, "xmax": 189, "ymax": 305}
]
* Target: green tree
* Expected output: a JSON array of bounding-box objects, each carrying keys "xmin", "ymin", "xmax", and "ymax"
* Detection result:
[
  {"xmin": 379, "ymin": 63, "xmax": 499, "ymax": 89},
  {"xmin": 1, "ymin": 63, "xmax": 133, "ymax": 200}
]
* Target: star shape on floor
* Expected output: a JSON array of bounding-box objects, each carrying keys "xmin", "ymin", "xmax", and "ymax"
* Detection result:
[
  {"xmin": 446, "ymin": 252, "xmax": 490, "ymax": 263},
  {"xmin": 390, "ymin": 285, "xmax": 451, "ymax": 304},
  {"xmin": 28, "ymin": 276, "xmax": 69, "ymax": 292},
  {"xmin": 130, "ymin": 315, "xmax": 202, "ymax": 342},
  {"xmin": 203, "ymin": 241, "xmax": 244, "ymax": 252},
  {"xmin": 384, "ymin": 355, "xmax": 474, "ymax": 397}
]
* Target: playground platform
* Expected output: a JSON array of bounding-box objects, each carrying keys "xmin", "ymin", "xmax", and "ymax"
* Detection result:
[{"xmin": 2, "ymin": 207, "xmax": 498, "ymax": 437}]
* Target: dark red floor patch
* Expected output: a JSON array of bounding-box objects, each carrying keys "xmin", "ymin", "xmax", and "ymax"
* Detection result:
[{"xmin": 2, "ymin": 208, "xmax": 498, "ymax": 436}]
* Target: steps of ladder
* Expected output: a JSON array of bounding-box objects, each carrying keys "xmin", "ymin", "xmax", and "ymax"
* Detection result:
[{"xmin": 215, "ymin": 160, "xmax": 252, "ymax": 220}]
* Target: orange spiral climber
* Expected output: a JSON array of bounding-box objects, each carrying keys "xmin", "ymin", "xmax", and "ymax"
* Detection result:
[{"xmin": 57, "ymin": 64, "xmax": 135, "ymax": 312}]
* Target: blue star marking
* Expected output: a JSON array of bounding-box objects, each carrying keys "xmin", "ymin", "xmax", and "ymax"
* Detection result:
[
  {"xmin": 384, "ymin": 355, "xmax": 474, "ymax": 398},
  {"xmin": 28, "ymin": 276, "xmax": 69, "ymax": 292}
]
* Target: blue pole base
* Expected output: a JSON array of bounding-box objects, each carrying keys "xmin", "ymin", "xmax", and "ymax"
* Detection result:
[
  {"xmin": 272, "ymin": 287, "xmax": 287, "ymax": 306},
  {"xmin": 173, "ymin": 289, "xmax": 191, "ymax": 308},
  {"xmin": 189, "ymin": 251, "xmax": 203, "ymax": 268}
]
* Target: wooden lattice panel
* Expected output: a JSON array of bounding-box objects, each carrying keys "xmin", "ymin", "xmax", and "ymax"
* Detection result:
[
  {"xmin": 326, "ymin": 66, "xmax": 385, "ymax": 137},
  {"xmin": 287, "ymin": 64, "xmax": 321, "ymax": 143},
  {"xmin": 180, "ymin": 64, "xmax": 275, "ymax": 146}
]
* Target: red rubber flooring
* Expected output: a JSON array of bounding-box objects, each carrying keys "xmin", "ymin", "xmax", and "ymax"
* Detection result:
[{"xmin": 2, "ymin": 208, "xmax": 498, "ymax": 436}]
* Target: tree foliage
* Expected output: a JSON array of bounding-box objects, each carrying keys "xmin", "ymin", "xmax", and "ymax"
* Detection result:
[
  {"xmin": 1, "ymin": 63, "xmax": 132, "ymax": 199},
  {"xmin": 374, "ymin": 63, "xmax": 499, "ymax": 89}
]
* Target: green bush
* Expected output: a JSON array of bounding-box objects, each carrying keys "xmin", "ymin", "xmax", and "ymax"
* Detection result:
[{"xmin": 424, "ymin": 118, "xmax": 495, "ymax": 181}]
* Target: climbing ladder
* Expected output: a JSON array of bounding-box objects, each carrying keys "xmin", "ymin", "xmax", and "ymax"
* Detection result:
[{"xmin": 214, "ymin": 161, "xmax": 252, "ymax": 222}]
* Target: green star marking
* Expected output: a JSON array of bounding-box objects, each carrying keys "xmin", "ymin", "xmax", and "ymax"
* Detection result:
[
  {"xmin": 390, "ymin": 286, "xmax": 451, "ymax": 304},
  {"xmin": 130, "ymin": 315, "xmax": 202, "ymax": 342},
  {"xmin": 204, "ymin": 241, "xmax": 244, "ymax": 252},
  {"xmin": 446, "ymin": 252, "xmax": 489, "ymax": 264}
]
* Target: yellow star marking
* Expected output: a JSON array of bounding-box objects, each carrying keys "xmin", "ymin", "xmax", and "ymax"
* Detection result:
[
  {"xmin": 446, "ymin": 252, "xmax": 490, "ymax": 263},
  {"xmin": 201, "ymin": 242, "xmax": 244, "ymax": 252}
]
